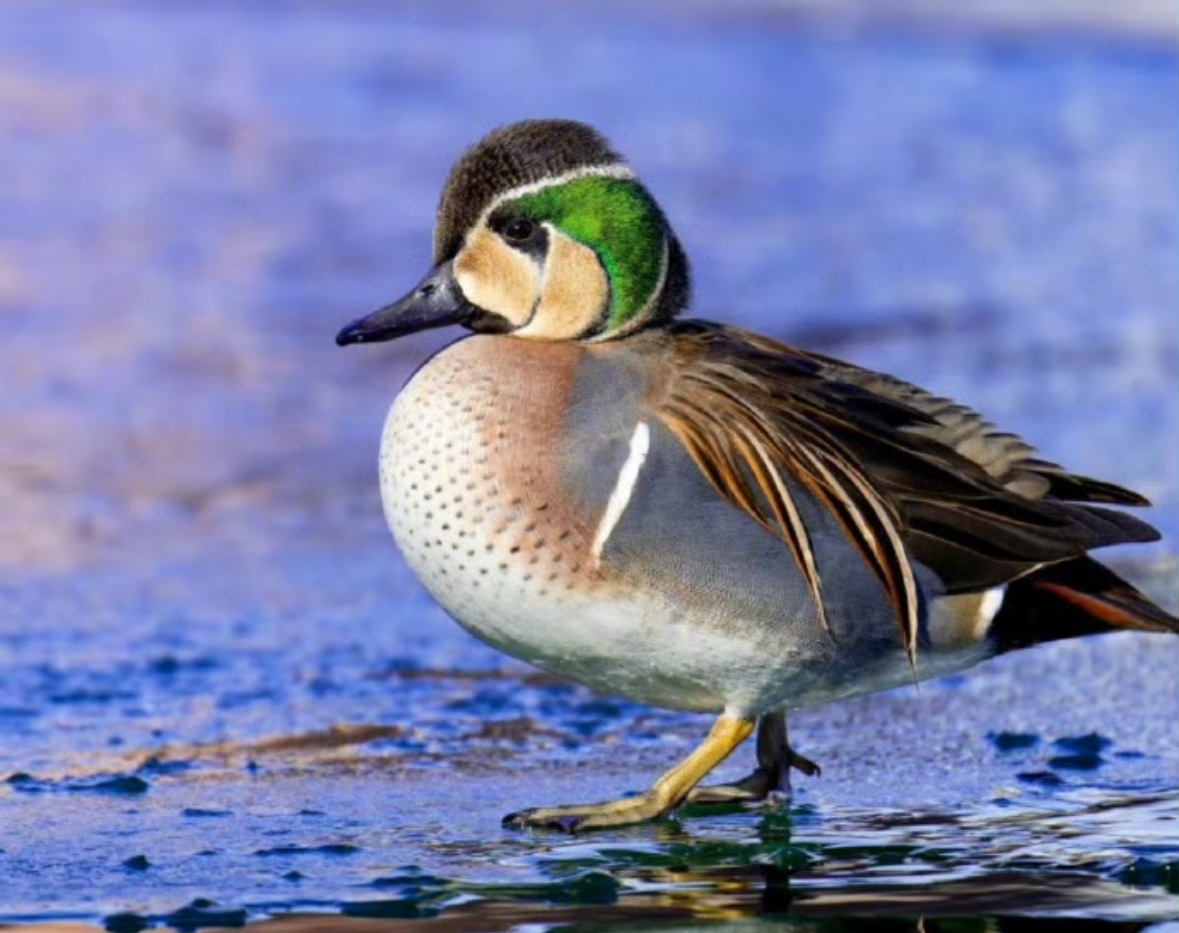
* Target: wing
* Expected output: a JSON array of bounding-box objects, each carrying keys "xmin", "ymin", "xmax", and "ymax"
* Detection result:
[
  {"xmin": 803, "ymin": 348, "xmax": 1150, "ymax": 505},
  {"xmin": 652, "ymin": 321, "xmax": 1160, "ymax": 666}
]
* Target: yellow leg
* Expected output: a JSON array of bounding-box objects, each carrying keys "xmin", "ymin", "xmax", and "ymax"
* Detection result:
[
  {"xmin": 503, "ymin": 714, "xmax": 755, "ymax": 832},
  {"xmin": 687, "ymin": 711, "xmax": 820, "ymax": 806}
]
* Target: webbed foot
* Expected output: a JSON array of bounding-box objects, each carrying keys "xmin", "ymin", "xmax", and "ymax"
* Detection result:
[
  {"xmin": 502, "ymin": 715, "xmax": 755, "ymax": 832},
  {"xmin": 687, "ymin": 712, "xmax": 819, "ymax": 807},
  {"xmin": 503, "ymin": 792, "xmax": 670, "ymax": 832}
]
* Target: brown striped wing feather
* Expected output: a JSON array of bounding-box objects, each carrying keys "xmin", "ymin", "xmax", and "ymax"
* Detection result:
[{"xmin": 653, "ymin": 322, "xmax": 1160, "ymax": 665}]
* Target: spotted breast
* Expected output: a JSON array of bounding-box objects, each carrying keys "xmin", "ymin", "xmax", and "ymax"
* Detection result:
[{"xmin": 380, "ymin": 334, "xmax": 993, "ymax": 715}]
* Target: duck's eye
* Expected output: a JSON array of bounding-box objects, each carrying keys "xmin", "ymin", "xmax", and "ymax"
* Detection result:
[{"xmin": 503, "ymin": 218, "xmax": 536, "ymax": 243}]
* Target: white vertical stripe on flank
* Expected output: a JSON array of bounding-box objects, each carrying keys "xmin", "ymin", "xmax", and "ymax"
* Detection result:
[{"xmin": 591, "ymin": 421, "xmax": 651, "ymax": 566}]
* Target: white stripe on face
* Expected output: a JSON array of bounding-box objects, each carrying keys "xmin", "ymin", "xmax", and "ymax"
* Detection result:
[{"xmin": 478, "ymin": 163, "xmax": 636, "ymax": 228}]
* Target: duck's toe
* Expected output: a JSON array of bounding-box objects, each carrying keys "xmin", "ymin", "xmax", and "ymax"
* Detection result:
[
  {"xmin": 686, "ymin": 768, "xmax": 776, "ymax": 806},
  {"xmin": 502, "ymin": 792, "xmax": 675, "ymax": 832}
]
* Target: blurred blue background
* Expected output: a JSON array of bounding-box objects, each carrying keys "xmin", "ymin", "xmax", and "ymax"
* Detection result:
[{"xmin": 0, "ymin": 1, "xmax": 1175, "ymax": 928}]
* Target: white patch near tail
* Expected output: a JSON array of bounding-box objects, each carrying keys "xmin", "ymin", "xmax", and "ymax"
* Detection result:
[
  {"xmin": 591, "ymin": 421, "xmax": 651, "ymax": 566},
  {"xmin": 975, "ymin": 586, "xmax": 1007, "ymax": 639},
  {"xmin": 928, "ymin": 585, "xmax": 1007, "ymax": 650}
]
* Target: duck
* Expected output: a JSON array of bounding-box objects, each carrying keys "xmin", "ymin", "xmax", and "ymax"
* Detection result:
[{"xmin": 336, "ymin": 119, "xmax": 1177, "ymax": 832}]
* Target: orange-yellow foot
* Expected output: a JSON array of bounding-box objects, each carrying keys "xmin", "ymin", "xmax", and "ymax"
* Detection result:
[{"xmin": 503, "ymin": 715, "xmax": 755, "ymax": 832}]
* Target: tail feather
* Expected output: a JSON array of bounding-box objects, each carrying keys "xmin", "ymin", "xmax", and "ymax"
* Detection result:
[{"xmin": 990, "ymin": 557, "xmax": 1179, "ymax": 653}]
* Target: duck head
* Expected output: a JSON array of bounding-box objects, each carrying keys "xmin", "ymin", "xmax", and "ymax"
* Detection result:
[{"xmin": 336, "ymin": 119, "xmax": 690, "ymax": 346}]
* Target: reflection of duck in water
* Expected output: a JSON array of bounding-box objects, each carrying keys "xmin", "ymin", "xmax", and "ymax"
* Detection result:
[{"xmin": 338, "ymin": 119, "xmax": 1178, "ymax": 831}]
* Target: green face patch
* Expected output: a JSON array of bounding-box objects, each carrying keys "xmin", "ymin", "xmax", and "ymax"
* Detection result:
[{"xmin": 504, "ymin": 177, "xmax": 667, "ymax": 335}]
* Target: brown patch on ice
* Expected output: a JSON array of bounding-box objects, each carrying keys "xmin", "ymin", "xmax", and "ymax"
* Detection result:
[{"xmin": 4, "ymin": 724, "xmax": 408, "ymax": 784}]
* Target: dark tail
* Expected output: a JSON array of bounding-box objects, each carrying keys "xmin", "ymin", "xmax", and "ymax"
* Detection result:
[{"xmin": 991, "ymin": 557, "xmax": 1179, "ymax": 653}]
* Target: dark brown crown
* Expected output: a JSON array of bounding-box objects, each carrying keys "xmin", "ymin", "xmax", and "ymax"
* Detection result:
[
  {"xmin": 432, "ymin": 119, "xmax": 692, "ymax": 326},
  {"xmin": 433, "ymin": 120, "xmax": 624, "ymax": 264}
]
